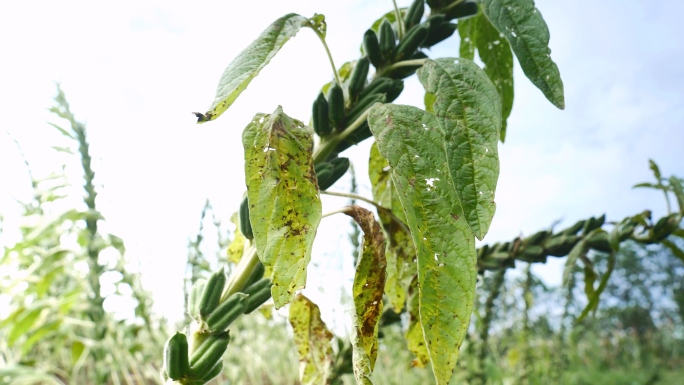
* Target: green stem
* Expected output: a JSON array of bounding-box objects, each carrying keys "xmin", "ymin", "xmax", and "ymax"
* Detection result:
[
  {"xmin": 312, "ymin": 27, "xmax": 341, "ymax": 86},
  {"xmin": 392, "ymin": 0, "xmax": 405, "ymax": 39},
  {"xmin": 322, "ymin": 190, "xmax": 383, "ymax": 210},
  {"xmin": 313, "ymin": 109, "xmax": 371, "ymax": 164},
  {"xmin": 375, "ymin": 58, "xmax": 428, "ymax": 79},
  {"xmin": 222, "ymin": 245, "xmax": 259, "ymax": 302}
]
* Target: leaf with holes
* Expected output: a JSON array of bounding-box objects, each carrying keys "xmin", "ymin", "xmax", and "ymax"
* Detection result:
[
  {"xmin": 242, "ymin": 106, "xmax": 321, "ymax": 308},
  {"xmin": 346, "ymin": 206, "xmax": 386, "ymax": 383},
  {"xmin": 368, "ymin": 103, "xmax": 478, "ymax": 385},
  {"xmin": 195, "ymin": 14, "xmax": 309, "ymax": 122},
  {"xmin": 289, "ymin": 294, "xmax": 334, "ymax": 385},
  {"xmin": 418, "ymin": 58, "xmax": 501, "ymax": 240},
  {"xmin": 481, "ymin": 0, "xmax": 564, "ymax": 109}
]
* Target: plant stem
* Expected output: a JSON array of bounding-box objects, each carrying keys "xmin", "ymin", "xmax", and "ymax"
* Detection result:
[
  {"xmin": 322, "ymin": 207, "xmax": 353, "ymax": 219},
  {"xmin": 392, "ymin": 0, "xmax": 405, "ymax": 39},
  {"xmin": 312, "ymin": 27, "xmax": 341, "ymax": 86},
  {"xmin": 222, "ymin": 244, "xmax": 259, "ymax": 301},
  {"xmin": 322, "ymin": 190, "xmax": 383, "ymax": 210},
  {"xmin": 375, "ymin": 58, "xmax": 428, "ymax": 79},
  {"xmin": 313, "ymin": 109, "xmax": 371, "ymax": 164}
]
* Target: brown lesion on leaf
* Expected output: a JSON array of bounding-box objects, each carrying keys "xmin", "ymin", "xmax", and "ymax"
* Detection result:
[{"xmin": 451, "ymin": 214, "xmax": 460, "ymax": 221}]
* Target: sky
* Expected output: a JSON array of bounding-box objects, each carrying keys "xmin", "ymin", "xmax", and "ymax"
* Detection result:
[{"xmin": 1, "ymin": 0, "xmax": 683, "ymax": 329}]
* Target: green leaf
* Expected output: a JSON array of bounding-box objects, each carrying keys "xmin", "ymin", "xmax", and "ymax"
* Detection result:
[
  {"xmin": 458, "ymin": 9, "xmax": 514, "ymax": 142},
  {"xmin": 473, "ymin": 12, "xmax": 514, "ymax": 142},
  {"xmin": 289, "ymin": 294, "xmax": 334, "ymax": 385},
  {"xmin": 195, "ymin": 14, "xmax": 309, "ymax": 122},
  {"xmin": 583, "ymin": 262, "xmax": 597, "ymax": 301},
  {"xmin": 9, "ymin": 306, "xmax": 45, "ymax": 346},
  {"xmin": 242, "ymin": 107, "xmax": 322, "ymax": 308},
  {"xmin": 576, "ymin": 251, "xmax": 616, "ymax": 322},
  {"xmin": 662, "ymin": 239, "xmax": 684, "ymax": 264},
  {"xmin": 21, "ymin": 320, "xmax": 62, "ymax": 355},
  {"xmin": 563, "ymin": 238, "xmax": 586, "ymax": 287},
  {"xmin": 368, "ymin": 104, "xmax": 478, "ymax": 385},
  {"xmin": 648, "ymin": 159, "xmax": 662, "ymax": 180},
  {"xmin": 669, "ymin": 176, "xmax": 684, "ymax": 214},
  {"xmin": 481, "ymin": 0, "xmax": 565, "ymax": 109},
  {"xmin": 418, "ymin": 58, "xmax": 501, "ymax": 240},
  {"xmin": 346, "ymin": 206, "xmax": 386, "ymax": 378},
  {"xmin": 405, "ymin": 276, "xmax": 430, "ymax": 368},
  {"xmin": 458, "ymin": 17, "xmax": 478, "ymax": 60},
  {"xmin": 72, "ymin": 340, "xmax": 86, "ymax": 365}
]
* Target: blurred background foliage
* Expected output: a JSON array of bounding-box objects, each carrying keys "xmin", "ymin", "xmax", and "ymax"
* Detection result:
[{"xmin": 1, "ymin": 89, "xmax": 682, "ymax": 384}]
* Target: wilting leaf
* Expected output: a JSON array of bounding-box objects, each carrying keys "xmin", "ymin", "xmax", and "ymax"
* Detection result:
[
  {"xmin": 369, "ymin": 104, "xmax": 478, "ymax": 385},
  {"xmin": 405, "ymin": 277, "xmax": 429, "ymax": 368},
  {"xmin": 289, "ymin": 294, "xmax": 334, "ymax": 385},
  {"xmin": 418, "ymin": 58, "xmax": 501, "ymax": 240},
  {"xmin": 195, "ymin": 14, "xmax": 309, "ymax": 122},
  {"xmin": 346, "ymin": 206, "xmax": 386, "ymax": 383},
  {"xmin": 481, "ymin": 0, "xmax": 564, "ymax": 109},
  {"xmin": 242, "ymin": 107, "xmax": 322, "ymax": 308},
  {"xmin": 369, "ymin": 143, "xmax": 416, "ymax": 313}
]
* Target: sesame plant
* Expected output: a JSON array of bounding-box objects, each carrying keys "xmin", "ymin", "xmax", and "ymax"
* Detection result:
[{"xmin": 161, "ymin": 1, "xmax": 684, "ymax": 384}]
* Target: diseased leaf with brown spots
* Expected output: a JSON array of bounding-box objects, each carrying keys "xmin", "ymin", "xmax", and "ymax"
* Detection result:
[
  {"xmin": 369, "ymin": 143, "xmax": 416, "ymax": 313},
  {"xmin": 242, "ymin": 106, "xmax": 322, "ymax": 308},
  {"xmin": 345, "ymin": 205, "xmax": 386, "ymax": 383},
  {"xmin": 289, "ymin": 294, "xmax": 334, "ymax": 385},
  {"xmin": 406, "ymin": 276, "xmax": 429, "ymax": 368}
]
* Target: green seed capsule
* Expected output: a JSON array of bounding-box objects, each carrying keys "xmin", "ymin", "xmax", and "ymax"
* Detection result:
[
  {"xmin": 164, "ymin": 332, "xmax": 190, "ymax": 380},
  {"xmin": 199, "ymin": 268, "xmax": 226, "ymax": 319},
  {"xmin": 396, "ymin": 24, "xmax": 429, "ymax": 60},
  {"xmin": 348, "ymin": 57, "xmax": 370, "ymax": 102},
  {"xmin": 312, "ymin": 92, "xmax": 331, "ymax": 137},
  {"xmin": 206, "ymin": 293, "xmax": 249, "ymax": 332},
  {"xmin": 328, "ymin": 82, "xmax": 345, "ymax": 130},
  {"xmin": 346, "ymin": 93, "xmax": 387, "ymax": 125},
  {"xmin": 239, "ymin": 195, "xmax": 253, "ymax": 240},
  {"xmin": 244, "ymin": 261, "xmax": 265, "ymax": 290},
  {"xmin": 358, "ymin": 77, "xmax": 394, "ymax": 100},
  {"xmin": 363, "ymin": 29, "xmax": 383, "ymax": 68},
  {"xmin": 189, "ymin": 331, "xmax": 230, "ymax": 378},
  {"xmin": 404, "ymin": 0, "xmax": 425, "ymax": 30},
  {"xmin": 445, "ymin": 0, "xmax": 479, "ymax": 20},
  {"xmin": 242, "ymin": 278, "xmax": 273, "ymax": 314},
  {"xmin": 378, "ymin": 19, "xmax": 397, "ymax": 61},
  {"xmin": 422, "ymin": 21, "xmax": 457, "ymax": 47}
]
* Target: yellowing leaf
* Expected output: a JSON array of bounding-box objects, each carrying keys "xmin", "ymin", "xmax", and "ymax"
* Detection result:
[
  {"xmin": 242, "ymin": 107, "xmax": 322, "ymax": 308},
  {"xmin": 228, "ymin": 211, "xmax": 245, "ymax": 264},
  {"xmin": 406, "ymin": 277, "xmax": 429, "ymax": 368},
  {"xmin": 289, "ymin": 294, "xmax": 334, "ymax": 385},
  {"xmin": 346, "ymin": 206, "xmax": 386, "ymax": 382}
]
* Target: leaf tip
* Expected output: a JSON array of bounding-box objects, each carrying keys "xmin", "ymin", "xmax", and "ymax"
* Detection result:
[{"xmin": 193, "ymin": 111, "xmax": 212, "ymax": 123}]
